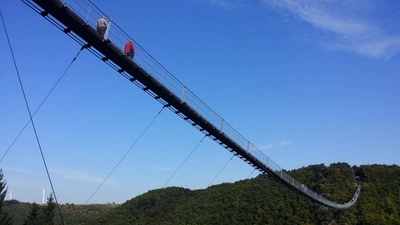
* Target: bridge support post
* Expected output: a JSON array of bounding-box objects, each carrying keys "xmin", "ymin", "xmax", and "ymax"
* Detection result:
[
  {"xmin": 181, "ymin": 86, "xmax": 186, "ymax": 102},
  {"xmin": 85, "ymin": 2, "xmax": 92, "ymax": 23},
  {"xmin": 104, "ymin": 18, "xmax": 112, "ymax": 40}
]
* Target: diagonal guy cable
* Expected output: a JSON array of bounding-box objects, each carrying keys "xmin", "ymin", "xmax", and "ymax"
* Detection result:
[
  {"xmin": 163, "ymin": 134, "xmax": 207, "ymax": 188},
  {"xmin": 0, "ymin": 46, "xmax": 86, "ymax": 163},
  {"xmin": 208, "ymin": 154, "xmax": 235, "ymax": 187},
  {"xmin": 85, "ymin": 106, "xmax": 166, "ymax": 204},
  {"xmin": 1, "ymin": 10, "xmax": 65, "ymax": 225},
  {"xmin": 247, "ymin": 168, "xmax": 257, "ymax": 179}
]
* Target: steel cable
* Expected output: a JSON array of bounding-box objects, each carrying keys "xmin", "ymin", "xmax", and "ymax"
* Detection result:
[
  {"xmin": 85, "ymin": 106, "xmax": 166, "ymax": 204},
  {"xmin": 1, "ymin": 10, "xmax": 65, "ymax": 225}
]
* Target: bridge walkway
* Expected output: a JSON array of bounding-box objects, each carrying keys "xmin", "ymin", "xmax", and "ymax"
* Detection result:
[{"xmin": 22, "ymin": 0, "xmax": 361, "ymax": 209}]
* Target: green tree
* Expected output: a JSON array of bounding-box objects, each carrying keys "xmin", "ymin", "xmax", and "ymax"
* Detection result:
[
  {"xmin": 0, "ymin": 169, "xmax": 12, "ymax": 225},
  {"xmin": 4, "ymin": 164, "xmax": 400, "ymax": 224},
  {"xmin": 42, "ymin": 193, "xmax": 56, "ymax": 225},
  {"xmin": 23, "ymin": 203, "xmax": 41, "ymax": 225},
  {"xmin": 24, "ymin": 193, "xmax": 56, "ymax": 225}
]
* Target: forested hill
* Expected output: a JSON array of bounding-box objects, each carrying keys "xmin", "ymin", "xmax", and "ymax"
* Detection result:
[
  {"xmin": 89, "ymin": 163, "xmax": 400, "ymax": 225},
  {"xmin": 4, "ymin": 163, "xmax": 400, "ymax": 224}
]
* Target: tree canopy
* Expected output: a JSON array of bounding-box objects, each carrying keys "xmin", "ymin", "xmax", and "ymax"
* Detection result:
[
  {"xmin": 0, "ymin": 169, "xmax": 12, "ymax": 225},
  {"xmin": 3, "ymin": 163, "xmax": 400, "ymax": 224}
]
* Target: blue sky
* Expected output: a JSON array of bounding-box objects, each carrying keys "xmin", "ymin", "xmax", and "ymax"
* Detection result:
[{"xmin": 1, "ymin": 0, "xmax": 399, "ymax": 204}]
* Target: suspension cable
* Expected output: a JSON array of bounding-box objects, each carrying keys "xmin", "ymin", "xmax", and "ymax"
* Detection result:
[
  {"xmin": 163, "ymin": 135, "xmax": 207, "ymax": 188},
  {"xmin": 208, "ymin": 154, "xmax": 235, "ymax": 187},
  {"xmin": 0, "ymin": 46, "xmax": 86, "ymax": 163},
  {"xmin": 85, "ymin": 105, "xmax": 166, "ymax": 204},
  {"xmin": 1, "ymin": 11, "xmax": 65, "ymax": 225},
  {"xmin": 247, "ymin": 168, "xmax": 257, "ymax": 179}
]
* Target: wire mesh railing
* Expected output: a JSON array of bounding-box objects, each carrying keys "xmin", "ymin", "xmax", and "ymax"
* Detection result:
[{"xmin": 38, "ymin": 0, "xmax": 360, "ymax": 208}]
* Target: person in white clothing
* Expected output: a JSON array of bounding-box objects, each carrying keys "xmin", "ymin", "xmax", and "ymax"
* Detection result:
[{"xmin": 96, "ymin": 16, "xmax": 107, "ymax": 37}]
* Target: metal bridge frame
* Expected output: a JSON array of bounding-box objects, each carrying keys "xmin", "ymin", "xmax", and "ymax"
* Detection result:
[{"xmin": 22, "ymin": 0, "xmax": 360, "ymax": 209}]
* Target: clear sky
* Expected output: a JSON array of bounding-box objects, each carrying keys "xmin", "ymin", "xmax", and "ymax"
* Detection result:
[{"xmin": 1, "ymin": 0, "xmax": 399, "ymax": 204}]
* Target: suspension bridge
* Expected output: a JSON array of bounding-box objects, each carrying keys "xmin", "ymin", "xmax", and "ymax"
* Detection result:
[{"xmin": 21, "ymin": 0, "xmax": 361, "ymax": 209}]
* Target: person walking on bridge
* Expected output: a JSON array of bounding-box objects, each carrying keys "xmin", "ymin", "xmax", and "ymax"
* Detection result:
[
  {"xmin": 124, "ymin": 40, "xmax": 135, "ymax": 59},
  {"xmin": 96, "ymin": 16, "xmax": 107, "ymax": 38}
]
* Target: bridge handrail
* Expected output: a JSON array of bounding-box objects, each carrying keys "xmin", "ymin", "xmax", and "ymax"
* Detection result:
[
  {"xmin": 41, "ymin": 0, "xmax": 359, "ymax": 208},
  {"xmin": 61, "ymin": 0, "xmax": 280, "ymax": 170}
]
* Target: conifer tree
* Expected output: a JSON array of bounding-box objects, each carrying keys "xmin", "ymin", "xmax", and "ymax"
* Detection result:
[
  {"xmin": 0, "ymin": 169, "xmax": 13, "ymax": 225},
  {"xmin": 23, "ymin": 203, "xmax": 41, "ymax": 225},
  {"xmin": 42, "ymin": 193, "xmax": 56, "ymax": 225},
  {"xmin": 23, "ymin": 193, "xmax": 56, "ymax": 225}
]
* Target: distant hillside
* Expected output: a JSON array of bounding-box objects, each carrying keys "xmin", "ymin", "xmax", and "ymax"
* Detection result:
[
  {"xmin": 90, "ymin": 163, "xmax": 400, "ymax": 225},
  {"xmin": 4, "ymin": 163, "xmax": 400, "ymax": 224},
  {"xmin": 3, "ymin": 200, "xmax": 117, "ymax": 225}
]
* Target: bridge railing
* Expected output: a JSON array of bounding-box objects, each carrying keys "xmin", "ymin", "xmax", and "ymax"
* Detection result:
[{"xmin": 59, "ymin": 0, "xmax": 358, "ymax": 208}]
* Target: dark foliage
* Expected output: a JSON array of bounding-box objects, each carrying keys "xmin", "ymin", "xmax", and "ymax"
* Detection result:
[
  {"xmin": 3, "ymin": 163, "xmax": 400, "ymax": 224},
  {"xmin": 0, "ymin": 169, "xmax": 13, "ymax": 225},
  {"xmin": 22, "ymin": 193, "xmax": 57, "ymax": 225},
  {"xmin": 89, "ymin": 163, "xmax": 399, "ymax": 225},
  {"xmin": 23, "ymin": 203, "xmax": 41, "ymax": 225}
]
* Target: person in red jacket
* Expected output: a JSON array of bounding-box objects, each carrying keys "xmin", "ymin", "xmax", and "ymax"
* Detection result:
[{"xmin": 124, "ymin": 40, "xmax": 135, "ymax": 58}]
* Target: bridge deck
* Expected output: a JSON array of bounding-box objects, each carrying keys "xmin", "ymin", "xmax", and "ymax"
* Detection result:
[{"xmin": 22, "ymin": 0, "xmax": 360, "ymax": 209}]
